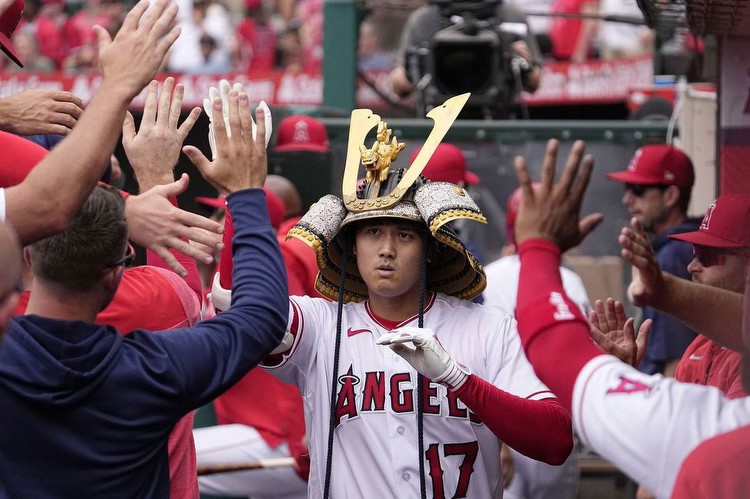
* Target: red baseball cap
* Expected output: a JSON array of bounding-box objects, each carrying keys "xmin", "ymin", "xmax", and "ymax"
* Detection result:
[
  {"xmin": 0, "ymin": 0, "xmax": 24, "ymax": 67},
  {"xmin": 275, "ymin": 115, "xmax": 329, "ymax": 153},
  {"xmin": 410, "ymin": 143, "xmax": 479, "ymax": 185},
  {"xmin": 194, "ymin": 188, "xmax": 285, "ymax": 229},
  {"xmin": 606, "ymin": 145, "xmax": 694, "ymax": 187},
  {"xmin": 669, "ymin": 194, "xmax": 750, "ymax": 249}
]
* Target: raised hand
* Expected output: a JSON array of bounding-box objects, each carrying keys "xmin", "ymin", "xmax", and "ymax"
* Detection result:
[
  {"xmin": 184, "ymin": 90, "xmax": 269, "ymax": 194},
  {"xmin": 377, "ymin": 327, "xmax": 469, "ymax": 390},
  {"xmin": 513, "ymin": 139, "xmax": 603, "ymax": 252},
  {"xmin": 202, "ymin": 79, "xmax": 272, "ymax": 159},
  {"xmin": 122, "ymin": 77, "xmax": 202, "ymax": 190},
  {"xmin": 94, "ymin": 0, "xmax": 181, "ymax": 99},
  {"xmin": 125, "ymin": 174, "xmax": 224, "ymax": 276},
  {"xmin": 619, "ymin": 217, "xmax": 665, "ymax": 307},
  {"xmin": 0, "ymin": 90, "xmax": 84, "ymax": 136},
  {"xmin": 589, "ymin": 298, "xmax": 652, "ymax": 367}
]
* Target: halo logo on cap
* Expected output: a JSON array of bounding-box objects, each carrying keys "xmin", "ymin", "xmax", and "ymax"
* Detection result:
[
  {"xmin": 700, "ymin": 200, "xmax": 716, "ymax": 231},
  {"xmin": 292, "ymin": 120, "xmax": 311, "ymax": 144}
]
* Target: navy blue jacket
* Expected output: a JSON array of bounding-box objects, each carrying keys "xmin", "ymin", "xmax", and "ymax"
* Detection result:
[{"xmin": 0, "ymin": 189, "xmax": 288, "ymax": 498}]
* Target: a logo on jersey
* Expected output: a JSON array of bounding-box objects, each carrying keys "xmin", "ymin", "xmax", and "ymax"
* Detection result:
[
  {"xmin": 700, "ymin": 200, "xmax": 717, "ymax": 231},
  {"xmin": 334, "ymin": 364, "xmax": 482, "ymax": 427},
  {"xmin": 549, "ymin": 292, "xmax": 575, "ymax": 321},
  {"xmin": 606, "ymin": 375, "xmax": 653, "ymax": 395},
  {"xmin": 347, "ymin": 327, "xmax": 372, "ymax": 337}
]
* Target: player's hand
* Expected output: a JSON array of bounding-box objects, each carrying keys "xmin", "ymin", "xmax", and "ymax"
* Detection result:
[
  {"xmin": 123, "ymin": 77, "xmax": 202, "ymax": 190},
  {"xmin": 377, "ymin": 327, "xmax": 470, "ymax": 391},
  {"xmin": 588, "ymin": 298, "xmax": 652, "ymax": 367},
  {"xmin": 125, "ymin": 174, "xmax": 224, "ymax": 276},
  {"xmin": 619, "ymin": 217, "xmax": 666, "ymax": 307},
  {"xmin": 95, "ymin": 0, "xmax": 181, "ymax": 100},
  {"xmin": 513, "ymin": 139, "xmax": 603, "ymax": 252},
  {"xmin": 203, "ymin": 79, "xmax": 272, "ymax": 159},
  {"xmin": 184, "ymin": 90, "xmax": 269, "ymax": 194},
  {"xmin": 0, "ymin": 90, "xmax": 84, "ymax": 136}
]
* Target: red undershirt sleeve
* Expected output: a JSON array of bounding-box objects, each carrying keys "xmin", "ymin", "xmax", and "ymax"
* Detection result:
[
  {"xmin": 454, "ymin": 374, "xmax": 573, "ymax": 465},
  {"xmin": 516, "ymin": 239, "xmax": 605, "ymax": 412}
]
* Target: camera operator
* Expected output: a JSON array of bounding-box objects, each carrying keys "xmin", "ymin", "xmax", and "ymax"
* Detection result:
[{"xmin": 389, "ymin": 0, "xmax": 542, "ymax": 118}]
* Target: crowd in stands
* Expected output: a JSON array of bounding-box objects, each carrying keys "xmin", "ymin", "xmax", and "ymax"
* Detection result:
[{"xmin": 1, "ymin": 0, "xmax": 703, "ymax": 76}]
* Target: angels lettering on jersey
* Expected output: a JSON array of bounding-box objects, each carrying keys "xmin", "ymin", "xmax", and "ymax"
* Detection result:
[{"xmin": 334, "ymin": 364, "xmax": 483, "ymax": 426}]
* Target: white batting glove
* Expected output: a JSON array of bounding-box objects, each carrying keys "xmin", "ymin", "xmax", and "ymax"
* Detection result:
[
  {"xmin": 377, "ymin": 327, "xmax": 470, "ymax": 391},
  {"xmin": 209, "ymin": 271, "xmax": 232, "ymax": 312},
  {"xmin": 203, "ymin": 79, "xmax": 273, "ymax": 159}
]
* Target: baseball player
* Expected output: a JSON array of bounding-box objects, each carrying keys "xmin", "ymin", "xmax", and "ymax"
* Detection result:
[
  {"xmin": 510, "ymin": 138, "xmax": 750, "ymax": 498},
  {"xmin": 214, "ymin": 98, "xmax": 573, "ymax": 498}
]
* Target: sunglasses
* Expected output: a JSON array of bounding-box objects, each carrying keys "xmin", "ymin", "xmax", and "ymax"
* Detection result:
[
  {"xmin": 693, "ymin": 245, "xmax": 750, "ymax": 268},
  {"xmin": 624, "ymin": 183, "xmax": 668, "ymax": 197},
  {"xmin": 107, "ymin": 243, "xmax": 136, "ymax": 268}
]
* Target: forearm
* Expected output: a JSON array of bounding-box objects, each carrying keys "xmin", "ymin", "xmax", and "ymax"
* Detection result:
[
  {"xmin": 653, "ymin": 273, "xmax": 744, "ymax": 352},
  {"xmin": 516, "ymin": 239, "xmax": 604, "ymax": 412},
  {"xmin": 454, "ymin": 375, "xmax": 573, "ymax": 464},
  {"xmin": 5, "ymin": 81, "xmax": 132, "ymax": 244}
]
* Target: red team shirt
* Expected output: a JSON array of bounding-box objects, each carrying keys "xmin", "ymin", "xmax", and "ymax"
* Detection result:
[{"xmin": 674, "ymin": 335, "xmax": 747, "ymax": 399}]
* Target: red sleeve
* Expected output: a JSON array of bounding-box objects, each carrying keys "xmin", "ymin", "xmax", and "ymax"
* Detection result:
[
  {"xmin": 516, "ymin": 239, "xmax": 604, "ymax": 412},
  {"xmin": 453, "ymin": 374, "xmax": 573, "ymax": 465},
  {"xmin": 145, "ymin": 196, "xmax": 202, "ymax": 300},
  {"xmin": 219, "ymin": 207, "xmax": 235, "ymax": 289}
]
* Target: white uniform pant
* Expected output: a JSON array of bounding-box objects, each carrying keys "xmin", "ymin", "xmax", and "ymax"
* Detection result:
[
  {"xmin": 194, "ymin": 424, "xmax": 308, "ymax": 498},
  {"xmin": 503, "ymin": 448, "xmax": 579, "ymax": 499}
]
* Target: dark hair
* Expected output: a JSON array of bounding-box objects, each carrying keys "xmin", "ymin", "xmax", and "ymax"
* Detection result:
[
  {"xmin": 29, "ymin": 186, "xmax": 128, "ymax": 292},
  {"xmin": 677, "ymin": 185, "xmax": 692, "ymax": 214}
]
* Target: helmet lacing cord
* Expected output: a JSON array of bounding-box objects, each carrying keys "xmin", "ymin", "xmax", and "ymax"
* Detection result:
[
  {"xmin": 323, "ymin": 251, "xmax": 349, "ymax": 499},
  {"xmin": 417, "ymin": 240, "xmax": 428, "ymax": 499}
]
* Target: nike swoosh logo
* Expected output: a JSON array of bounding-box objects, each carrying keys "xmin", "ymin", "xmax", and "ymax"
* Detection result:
[
  {"xmin": 347, "ymin": 327, "xmax": 371, "ymax": 337},
  {"xmin": 689, "ymin": 354, "xmax": 703, "ymax": 361}
]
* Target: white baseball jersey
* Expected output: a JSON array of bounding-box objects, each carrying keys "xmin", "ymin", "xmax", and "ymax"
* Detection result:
[
  {"xmin": 263, "ymin": 293, "xmax": 554, "ymax": 499},
  {"xmin": 573, "ymin": 355, "xmax": 750, "ymax": 499},
  {"xmin": 483, "ymin": 255, "xmax": 591, "ymax": 318}
]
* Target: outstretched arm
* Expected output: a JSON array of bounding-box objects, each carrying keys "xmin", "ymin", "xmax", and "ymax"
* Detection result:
[
  {"xmin": 619, "ymin": 218, "xmax": 744, "ymax": 351},
  {"xmin": 5, "ymin": 0, "xmax": 181, "ymax": 245}
]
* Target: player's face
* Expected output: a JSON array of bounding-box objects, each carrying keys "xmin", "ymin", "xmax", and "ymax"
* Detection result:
[
  {"xmin": 621, "ymin": 184, "xmax": 669, "ymax": 233},
  {"xmin": 688, "ymin": 246, "xmax": 750, "ymax": 293},
  {"xmin": 354, "ymin": 220, "xmax": 425, "ymax": 305}
]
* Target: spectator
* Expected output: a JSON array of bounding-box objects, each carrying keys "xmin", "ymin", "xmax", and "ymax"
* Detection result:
[
  {"xmin": 483, "ymin": 185, "xmax": 585, "ymax": 499},
  {"xmin": 505, "ymin": 0, "xmax": 554, "ymax": 55},
  {"xmin": 0, "ymin": 0, "xmax": 24, "ymax": 67},
  {"xmin": 510, "ymin": 138, "xmax": 750, "ymax": 498},
  {"xmin": 358, "ymin": 18, "xmax": 394, "ymax": 71},
  {"xmin": 234, "ymin": 0, "xmax": 276, "ymax": 71},
  {"xmin": 548, "ymin": 0, "xmax": 598, "ymax": 61},
  {"xmin": 596, "ymin": 0, "xmax": 653, "ymax": 60},
  {"xmin": 276, "ymin": 24, "xmax": 302, "ymax": 71},
  {"xmin": 5, "ymin": 31, "xmax": 54, "ymax": 71},
  {"xmin": 607, "ymin": 144, "xmax": 699, "ymax": 376},
  {"xmin": 17, "ymin": 0, "xmax": 68, "ymax": 67}
]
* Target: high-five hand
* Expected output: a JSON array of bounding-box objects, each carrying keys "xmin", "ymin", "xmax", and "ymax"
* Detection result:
[
  {"xmin": 513, "ymin": 139, "xmax": 603, "ymax": 251},
  {"xmin": 184, "ymin": 89, "xmax": 269, "ymax": 194}
]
